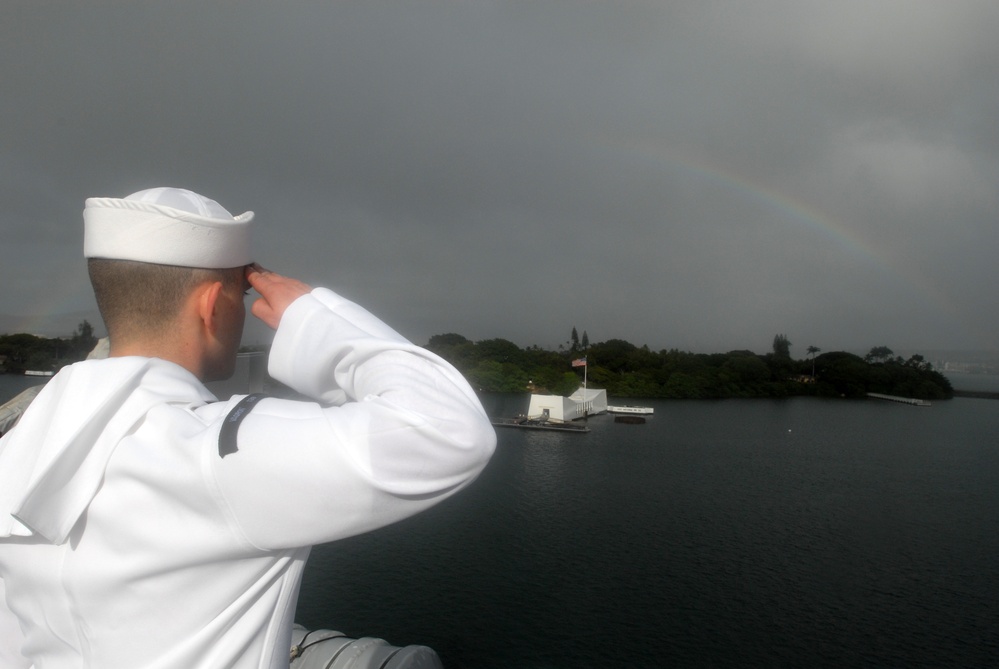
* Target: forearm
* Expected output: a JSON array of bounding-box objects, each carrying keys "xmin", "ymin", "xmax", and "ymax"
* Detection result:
[
  {"xmin": 269, "ymin": 288, "xmax": 493, "ymax": 480},
  {"xmin": 213, "ymin": 288, "xmax": 495, "ymax": 548}
]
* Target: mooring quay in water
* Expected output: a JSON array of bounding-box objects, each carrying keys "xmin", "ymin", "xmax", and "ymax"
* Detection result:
[
  {"xmin": 867, "ymin": 393, "xmax": 932, "ymax": 406},
  {"xmin": 490, "ymin": 416, "xmax": 591, "ymax": 433}
]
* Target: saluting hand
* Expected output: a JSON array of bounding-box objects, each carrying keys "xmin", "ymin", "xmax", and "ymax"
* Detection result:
[{"xmin": 245, "ymin": 264, "xmax": 313, "ymax": 329}]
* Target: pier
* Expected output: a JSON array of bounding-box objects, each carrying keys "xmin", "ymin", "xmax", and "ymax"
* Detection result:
[
  {"xmin": 867, "ymin": 393, "xmax": 931, "ymax": 406},
  {"xmin": 490, "ymin": 416, "xmax": 590, "ymax": 433}
]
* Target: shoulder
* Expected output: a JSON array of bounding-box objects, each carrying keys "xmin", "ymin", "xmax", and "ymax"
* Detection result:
[{"xmin": 217, "ymin": 393, "xmax": 270, "ymax": 458}]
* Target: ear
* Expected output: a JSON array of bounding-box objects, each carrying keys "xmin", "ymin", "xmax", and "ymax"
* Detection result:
[{"xmin": 197, "ymin": 281, "xmax": 224, "ymax": 334}]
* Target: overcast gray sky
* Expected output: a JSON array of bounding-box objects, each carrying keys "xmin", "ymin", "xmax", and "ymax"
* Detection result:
[{"xmin": 2, "ymin": 1, "xmax": 997, "ymax": 356}]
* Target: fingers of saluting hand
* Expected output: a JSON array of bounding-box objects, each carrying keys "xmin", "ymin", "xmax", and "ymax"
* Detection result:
[{"xmin": 245, "ymin": 264, "xmax": 313, "ymax": 330}]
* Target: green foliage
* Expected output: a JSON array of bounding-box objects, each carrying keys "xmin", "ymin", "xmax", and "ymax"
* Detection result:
[
  {"xmin": 551, "ymin": 372, "xmax": 583, "ymax": 397},
  {"xmin": 464, "ymin": 359, "xmax": 529, "ymax": 393},
  {"xmin": 812, "ymin": 351, "xmax": 953, "ymax": 399},
  {"xmin": 772, "ymin": 334, "xmax": 792, "ymax": 359},
  {"xmin": 865, "ymin": 346, "xmax": 895, "ymax": 364},
  {"xmin": 721, "ymin": 353, "xmax": 772, "ymax": 395},
  {"xmin": 1, "ymin": 318, "xmax": 952, "ymax": 403},
  {"xmin": 813, "ymin": 352, "xmax": 870, "ymax": 397},
  {"xmin": 427, "ymin": 332, "xmax": 471, "ymax": 349},
  {"xmin": 586, "ymin": 339, "xmax": 639, "ymax": 373},
  {"xmin": 424, "ymin": 333, "xmax": 953, "ymax": 401},
  {"xmin": 426, "ymin": 333, "xmax": 477, "ymax": 371},
  {"xmin": 0, "ymin": 321, "xmax": 97, "ymax": 373}
]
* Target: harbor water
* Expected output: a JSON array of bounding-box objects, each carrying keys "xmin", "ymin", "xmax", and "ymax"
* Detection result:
[
  {"xmin": 3, "ymin": 376, "xmax": 998, "ymax": 667},
  {"xmin": 296, "ymin": 391, "xmax": 999, "ymax": 668}
]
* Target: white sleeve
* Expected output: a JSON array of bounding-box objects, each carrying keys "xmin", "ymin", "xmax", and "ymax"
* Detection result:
[
  {"xmin": 209, "ymin": 288, "xmax": 496, "ymax": 550},
  {"xmin": 0, "ymin": 578, "xmax": 31, "ymax": 669}
]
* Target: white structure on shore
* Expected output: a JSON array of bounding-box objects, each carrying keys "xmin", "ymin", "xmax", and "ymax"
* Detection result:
[{"xmin": 527, "ymin": 387, "xmax": 607, "ymax": 422}]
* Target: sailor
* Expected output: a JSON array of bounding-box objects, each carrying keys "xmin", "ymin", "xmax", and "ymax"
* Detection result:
[{"xmin": 0, "ymin": 187, "xmax": 496, "ymax": 668}]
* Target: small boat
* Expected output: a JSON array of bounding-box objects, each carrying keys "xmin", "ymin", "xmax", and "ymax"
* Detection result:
[
  {"xmin": 24, "ymin": 370, "xmax": 54, "ymax": 377},
  {"xmin": 607, "ymin": 405, "xmax": 654, "ymax": 415}
]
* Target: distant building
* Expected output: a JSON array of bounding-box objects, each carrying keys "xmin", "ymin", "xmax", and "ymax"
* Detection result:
[{"xmin": 527, "ymin": 387, "xmax": 607, "ymax": 421}]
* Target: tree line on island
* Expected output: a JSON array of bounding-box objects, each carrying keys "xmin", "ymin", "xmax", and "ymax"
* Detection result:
[
  {"xmin": 1, "ymin": 322, "xmax": 953, "ymax": 401},
  {"xmin": 425, "ymin": 331, "xmax": 954, "ymax": 401},
  {"xmin": 0, "ymin": 321, "xmax": 98, "ymax": 374}
]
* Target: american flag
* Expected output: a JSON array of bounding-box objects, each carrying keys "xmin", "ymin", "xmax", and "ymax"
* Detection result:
[{"xmin": 571, "ymin": 357, "xmax": 587, "ymax": 367}]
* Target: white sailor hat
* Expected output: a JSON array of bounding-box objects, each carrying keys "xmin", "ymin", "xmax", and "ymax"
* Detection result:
[{"xmin": 83, "ymin": 187, "xmax": 253, "ymax": 268}]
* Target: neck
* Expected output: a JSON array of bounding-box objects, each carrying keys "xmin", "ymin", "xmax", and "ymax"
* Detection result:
[
  {"xmin": 109, "ymin": 323, "xmax": 206, "ymax": 380},
  {"xmin": 109, "ymin": 347, "xmax": 197, "ymax": 376}
]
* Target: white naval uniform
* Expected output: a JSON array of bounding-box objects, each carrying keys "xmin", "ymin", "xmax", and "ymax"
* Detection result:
[{"xmin": 0, "ymin": 288, "xmax": 496, "ymax": 668}]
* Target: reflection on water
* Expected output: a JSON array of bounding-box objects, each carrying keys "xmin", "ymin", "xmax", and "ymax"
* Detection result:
[{"xmin": 299, "ymin": 395, "xmax": 999, "ymax": 668}]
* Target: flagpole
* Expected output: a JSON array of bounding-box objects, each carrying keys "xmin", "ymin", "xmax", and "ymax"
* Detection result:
[{"xmin": 571, "ymin": 355, "xmax": 589, "ymax": 415}]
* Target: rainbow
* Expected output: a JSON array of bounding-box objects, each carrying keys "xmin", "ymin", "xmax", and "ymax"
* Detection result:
[{"xmin": 599, "ymin": 139, "xmax": 986, "ymax": 347}]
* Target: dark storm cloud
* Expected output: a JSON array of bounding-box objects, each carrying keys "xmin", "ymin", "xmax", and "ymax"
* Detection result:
[{"xmin": 2, "ymin": 1, "xmax": 997, "ymax": 356}]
